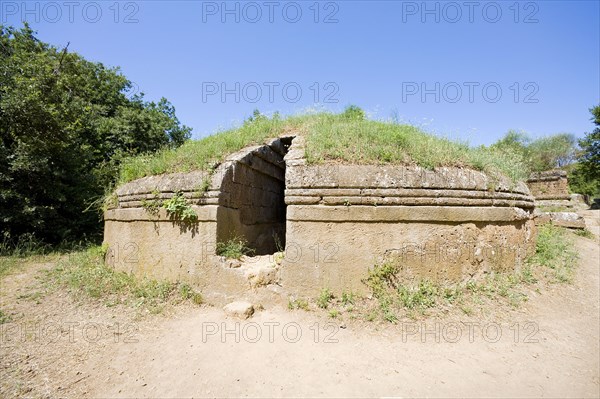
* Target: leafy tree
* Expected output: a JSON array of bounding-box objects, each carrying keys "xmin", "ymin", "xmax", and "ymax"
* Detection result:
[
  {"xmin": 245, "ymin": 109, "xmax": 267, "ymax": 123},
  {"xmin": 490, "ymin": 129, "xmax": 529, "ymax": 159},
  {"xmin": 491, "ymin": 131, "xmax": 577, "ymax": 173},
  {"xmin": 569, "ymin": 106, "xmax": 600, "ymax": 197},
  {"xmin": 342, "ymin": 105, "xmax": 366, "ymax": 121},
  {"xmin": 527, "ymin": 133, "xmax": 577, "ymax": 171},
  {"xmin": 0, "ymin": 24, "xmax": 191, "ymax": 244},
  {"xmin": 579, "ymin": 106, "xmax": 600, "ymax": 176}
]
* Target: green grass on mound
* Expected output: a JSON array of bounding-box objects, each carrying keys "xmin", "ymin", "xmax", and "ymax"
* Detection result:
[{"xmin": 116, "ymin": 110, "xmax": 528, "ymax": 187}]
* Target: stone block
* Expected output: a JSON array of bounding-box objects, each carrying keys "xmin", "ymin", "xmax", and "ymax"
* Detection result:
[{"xmin": 223, "ymin": 301, "xmax": 255, "ymax": 319}]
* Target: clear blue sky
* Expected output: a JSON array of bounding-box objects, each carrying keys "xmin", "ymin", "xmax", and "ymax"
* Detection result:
[{"xmin": 2, "ymin": 0, "xmax": 599, "ymax": 145}]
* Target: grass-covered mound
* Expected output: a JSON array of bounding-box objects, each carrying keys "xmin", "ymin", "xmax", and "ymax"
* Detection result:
[{"xmin": 117, "ymin": 109, "xmax": 528, "ymax": 186}]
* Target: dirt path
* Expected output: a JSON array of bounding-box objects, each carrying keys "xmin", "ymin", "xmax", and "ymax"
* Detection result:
[{"xmin": 1, "ymin": 211, "xmax": 599, "ymax": 398}]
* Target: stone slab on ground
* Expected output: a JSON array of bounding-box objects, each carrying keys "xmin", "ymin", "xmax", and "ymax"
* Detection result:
[
  {"xmin": 535, "ymin": 211, "xmax": 586, "ymax": 229},
  {"xmin": 223, "ymin": 301, "xmax": 255, "ymax": 319}
]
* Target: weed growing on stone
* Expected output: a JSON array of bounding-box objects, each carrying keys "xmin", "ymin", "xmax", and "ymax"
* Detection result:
[
  {"xmin": 102, "ymin": 191, "xmax": 119, "ymax": 212},
  {"xmin": 140, "ymin": 190, "xmax": 198, "ymax": 223},
  {"xmin": 199, "ymin": 176, "xmax": 212, "ymax": 193},
  {"xmin": 162, "ymin": 192, "xmax": 198, "ymax": 223},
  {"xmin": 216, "ymin": 236, "xmax": 255, "ymax": 260},
  {"xmin": 139, "ymin": 189, "xmax": 161, "ymax": 215}
]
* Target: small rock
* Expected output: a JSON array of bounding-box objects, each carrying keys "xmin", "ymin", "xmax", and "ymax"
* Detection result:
[{"xmin": 223, "ymin": 301, "xmax": 254, "ymax": 319}]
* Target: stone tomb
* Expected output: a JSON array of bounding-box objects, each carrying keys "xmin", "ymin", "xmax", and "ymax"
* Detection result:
[
  {"xmin": 526, "ymin": 169, "xmax": 588, "ymax": 209},
  {"xmin": 104, "ymin": 135, "xmax": 537, "ymax": 301},
  {"xmin": 526, "ymin": 170, "xmax": 587, "ymax": 229},
  {"xmin": 526, "ymin": 170, "xmax": 570, "ymax": 201}
]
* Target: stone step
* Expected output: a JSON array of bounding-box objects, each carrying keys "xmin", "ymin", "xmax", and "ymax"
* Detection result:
[
  {"xmin": 197, "ymin": 254, "xmax": 285, "ymax": 310},
  {"xmin": 219, "ymin": 254, "xmax": 281, "ymax": 288}
]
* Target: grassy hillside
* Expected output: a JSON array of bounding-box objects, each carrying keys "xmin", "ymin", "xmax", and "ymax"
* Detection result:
[{"xmin": 116, "ymin": 110, "xmax": 528, "ymax": 186}]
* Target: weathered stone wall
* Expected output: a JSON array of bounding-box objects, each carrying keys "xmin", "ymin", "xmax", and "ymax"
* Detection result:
[
  {"xmin": 281, "ymin": 136, "xmax": 537, "ymax": 296},
  {"xmin": 527, "ymin": 170, "xmax": 570, "ymax": 200},
  {"xmin": 216, "ymin": 140, "xmax": 290, "ymax": 254},
  {"xmin": 104, "ymin": 206, "xmax": 218, "ymax": 281},
  {"xmin": 103, "ymin": 138, "xmax": 292, "ymax": 301}
]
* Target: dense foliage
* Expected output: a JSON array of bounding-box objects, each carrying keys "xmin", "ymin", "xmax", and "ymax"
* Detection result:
[
  {"xmin": 491, "ymin": 106, "xmax": 599, "ymax": 198},
  {"xmin": 0, "ymin": 25, "xmax": 191, "ymax": 244},
  {"xmin": 569, "ymin": 106, "xmax": 600, "ymax": 198},
  {"xmin": 491, "ymin": 130, "xmax": 577, "ymax": 173}
]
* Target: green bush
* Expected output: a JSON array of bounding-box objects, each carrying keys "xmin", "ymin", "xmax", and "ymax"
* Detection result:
[
  {"xmin": 316, "ymin": 288, "xmax": 334, "ymax": 309},
  {"xmin": 342, "ymin": 105, "xmax": 366, "ymax": 121},
  {"xmin": 528, "ymin": 224, "xmax": 578, "ymax": 283},
  {"xmin": 0, "ymin": 24, "xmax": 191, "ymax": 244},
  {"xmin": 569, "ymin": 106, "xmax": 600, "ymax": 198},
  {"xmin": 491, "ymin": 130, "xmax": 577, "ymax": 174},
  {"xmin": 216, "ymin": 236, "xmax": 254, "ymax": 259}
]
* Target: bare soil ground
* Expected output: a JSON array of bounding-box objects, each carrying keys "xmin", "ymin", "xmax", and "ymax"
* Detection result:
[{"xmin": 1, "ymin": 211, "xmax": 599, "ymax": 398}]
